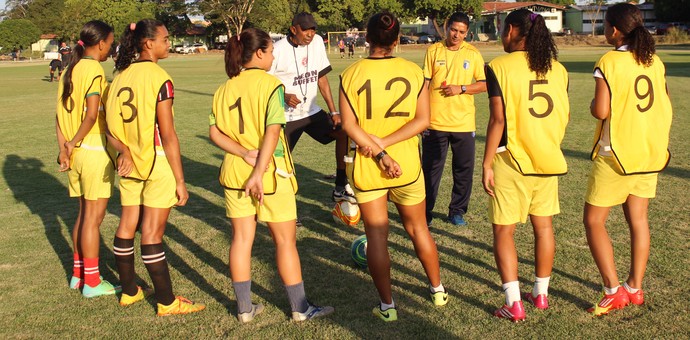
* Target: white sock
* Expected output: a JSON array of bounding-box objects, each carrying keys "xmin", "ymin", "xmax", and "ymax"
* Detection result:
[
  {"xmin": 430, "ymin": 283, "xmax": 445, "ymax": 293},
  {"xmin": 502, "ymin": 281, "xmax": 521, "ymax": 306},
  {"xmin": 604, "ymin": 285, "xmax": 620, "ymax": 295},
  {"xmin": 380, "ymin": 299, "xmax": 395, "ymax": 311},
  {"xmin": 623, "ymin": 282, "xmax": 639, "ymax": 294},
  {"xmin": 533, "ymin": 276, "xmax": 550, "ymax": 297}
]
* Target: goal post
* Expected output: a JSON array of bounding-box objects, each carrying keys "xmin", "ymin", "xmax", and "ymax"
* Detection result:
[{"xmin": 327, "ymin": 30, "xmax": 367, "ymax": 54}]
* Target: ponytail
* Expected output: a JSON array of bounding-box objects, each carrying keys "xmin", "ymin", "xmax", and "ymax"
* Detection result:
[
  {"xmin": 366, "ymin": 11, "xmax": 400, "ymax": 53},
  {"xmin": 61, "ymin": 20, "xmax": 113, "ymax": 110},
  {"xmin": 115, "ymin": 19, "xmax": 164, "ymax": 72},
  {"xmin": 224, "ymin": 28, "xmax": 271, "ymax": 79},
  {"xmin": 504, "ymin": 9, "xmax": 557, "ymax": 79},
  {"xmin": 605, "ymin": 3, "xmax": 655, "ymax": 66}
]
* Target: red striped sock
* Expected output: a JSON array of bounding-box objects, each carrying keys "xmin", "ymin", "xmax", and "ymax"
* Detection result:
[
  {"xmin": 72, "ymin": 253, "xmax": 83, "ymax": 279},
  {"xmin": 83, "ymin": 258, "xmax": 101, "ymax": 287}
]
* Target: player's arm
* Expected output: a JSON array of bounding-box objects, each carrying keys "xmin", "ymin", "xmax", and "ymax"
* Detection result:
[
  {"xmin": 55, "ymin": 117, "xmax": 70, "ymax": 172},
  {"xmin": 590, "ymin": 76, "xmax": 610, "ymax": 120},
  {"xmin": 64, "ymin": 93, "xmax": 101, "ymax": 156},
  {"xmin": 318, "ymin": 73, "xmax": 340, "ymax": 126},
  {"xmin": 482, "ymin": 66, "xmax": 504, "ymax": 197},
  {"xmin": 209, "ymin": 125, "xmax": 258, "ymax": 167},
  {"xmin": 157, "ymin": 98, "xmax": 188, "ymax": 206},
  {"xmin": 105, "ymin": 129, "xmax": 133, "ymax": 177},
  {"xmin": 245, "ymin": 124, "xmax": 281, "ymax": 204}
]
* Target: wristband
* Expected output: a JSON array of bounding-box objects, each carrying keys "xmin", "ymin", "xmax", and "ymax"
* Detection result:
[
  {"xmin": 374, "ymin": 150, "xmax": 388, "ymax": 162},
  {"xmin": 329, "ymin": 111, "xmax": 340, "ymax": 116}
]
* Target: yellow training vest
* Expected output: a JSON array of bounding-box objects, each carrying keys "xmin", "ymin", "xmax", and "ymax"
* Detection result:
[
  {"xmin": 340, "ymin": 57, "xmax": 424, "ymax": 191},
  {"xmin": 487, "ymin": 51, "xmax": 569, "ymax": 175},
  {"xmin": 592, "ymin": 51, "xmax": 672, "ymax": 174},
  {"xmin": 212, "ymin": 69, "xmax": 297, "ymax": 194},
  {"xmin": 106, "ymin": 61, "xmax": 172, "ymax": 180}
]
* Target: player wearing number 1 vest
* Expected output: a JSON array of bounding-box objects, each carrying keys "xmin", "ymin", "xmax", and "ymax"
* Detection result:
[{"xmin": 483, "ymin": 9, "xmax": 569, "ymax": 322}]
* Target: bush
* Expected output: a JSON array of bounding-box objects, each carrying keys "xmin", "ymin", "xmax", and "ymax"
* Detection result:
[{"xmin": 663, "ymin": 27, "xmax": 689, "ymax": 44}]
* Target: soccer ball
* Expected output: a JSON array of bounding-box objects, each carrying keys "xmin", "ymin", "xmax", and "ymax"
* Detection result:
[
  {"xmin": 351, "ymin": 234, "xmax": 367, "ymax": 268},
  {"xmin": 332, "ymin": 200, "xmax": 361, "ymax": 226}
]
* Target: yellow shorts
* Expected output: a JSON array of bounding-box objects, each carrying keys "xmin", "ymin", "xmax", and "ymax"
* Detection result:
[
  {"xmin": 350, "ymin": 172, "xmax": 425, "ymax": 206},
  {"xmin": 585, "ymin": 155, "xmax": 658, "ymax": 207},
  {"xmin": 68, "ymin": 135, "xmax": 114, "ymax": 200},
  {"xmin": 224, "ymin": 175, "xmax": 297, "ymax": 222},
  {"xmin": 489, "ymin": 152, "xmax": 560, "ymax": 225},
  {"xmin": 119, "ymin": 156, "xmax": 177, "ymax": 208}
]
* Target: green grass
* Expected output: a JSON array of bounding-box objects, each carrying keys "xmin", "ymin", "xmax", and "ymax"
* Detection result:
[{"xmin": 0, "ymin": 44, "xmax": 689, "ymax": 338}]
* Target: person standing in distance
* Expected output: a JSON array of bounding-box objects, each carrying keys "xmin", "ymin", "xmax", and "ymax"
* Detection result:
[
  {"xmin": 59, "ymin": 42, "xmax": 73, "ymax": 71},
  {"xmin": 422, "ymin": 12, "xmax": 486, "ymax": 228},
  {"xmin": 269, "ymin": 12, "xmax": 355, "ymax": 214}
]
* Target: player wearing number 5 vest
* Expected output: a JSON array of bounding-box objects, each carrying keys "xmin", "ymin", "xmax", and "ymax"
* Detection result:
[
  {"xmin": 340, "ymin": 11, "xmax": 446, "ymax": 322},
  {"xmin": 584, "ymin": 3, "xmax": 673, "ymax": 318},
  {"xmin": 483, "ymin": 9, "xmax": 569, "ymax": 322}
]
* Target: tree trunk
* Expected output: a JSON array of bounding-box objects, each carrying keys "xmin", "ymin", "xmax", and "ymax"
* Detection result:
[{"xmin": 430, "ymin": 13, "xmax": 445, "ymax": 39}]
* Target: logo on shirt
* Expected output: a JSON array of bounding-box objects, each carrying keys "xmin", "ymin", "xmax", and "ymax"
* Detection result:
[
  {"xmin": 301, "ymin": 56, "xmax": 308, "ymax": 67},
  {"xmin": 463, "ymin": 60, "xmax": 470, "ymax": 70},
  {"xmin": 436, "ymin": 60, "xmax": 446, "ymax": 66},
  {"xmin": 293, "ymin": 70, "xmax": 318, "ymax": 86}
]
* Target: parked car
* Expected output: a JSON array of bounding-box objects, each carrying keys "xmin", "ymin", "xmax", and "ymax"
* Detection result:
[
  {"xmin": 644, "ymin": 25, "xmax": 656, "ymax": 35},
  {"xmin": 173, "ymin": 44, "xmax": 185, "ymax": 53},
  {"xmin": 182, "ymin": 43, "xmax": 208, "ymax": 54},
  {"xmin": 399, "ymin": 36, "xmax": 415, "ymax": 44},
  {"xmin": 418, "ymin": 35, "xmax": 438, "ymax": 44}
]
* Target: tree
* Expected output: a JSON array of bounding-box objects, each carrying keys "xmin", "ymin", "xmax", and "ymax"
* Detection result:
[
  {"xmin": 55, "ymin": 0, "xmax": 156, "ymax": 41},
  {"xmin": 519, "ymin": 0, "xmax": 573, "ymax": 5},
  {"xmin": 404, "ymin": 0, "xmax": 483, "ymax": 39},
  {"xmin": 23, "ymin": 0, "xmax": 65, "ymax": 34},
  {"xmin": 195, "ymin": 0, "xmax": 257, "ymax": 36},
  {"xmin": 584, "ymin": 0, "xmax": 605, "ymax": 37},
  {"xmin": 0, "ymin": 18, "xmax": 41, "ymax": 51},
  {"xmin": 653, "ymin": 0, "xmax": 690, "ymax": 22}
]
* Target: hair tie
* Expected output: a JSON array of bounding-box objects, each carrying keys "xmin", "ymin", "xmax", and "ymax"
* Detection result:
[
  {"xmin": 529, "ymin": 13, "xmax": 539, "ymax": 22},
  {"xmin": 386, "ymin": 19, "xmax": 396, "ymax": 30},
  {"xmin": 77, "ymin": 40, "xmax": 84, "ymax": 47},
  {"xmin": 129, "ymin": 23, "xmax": 136, "ymax": 31},
  {"xmin": 236, "ymin": 35, "xmax": 240, "ymax": 41}
]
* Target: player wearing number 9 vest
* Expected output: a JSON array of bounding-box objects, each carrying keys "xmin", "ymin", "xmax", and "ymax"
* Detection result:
[
  {"xmin": 485, "ymin": 44, "xmax": 568, "ymax": 176},
  {"xmin": 591, "ymin": 44, "xmax": 672, "ymax": 175}
]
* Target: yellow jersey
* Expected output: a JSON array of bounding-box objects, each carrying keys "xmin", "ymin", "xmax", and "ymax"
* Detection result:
[
  {"xmin": 56, "ymin": 58, "xmax": 108, "ymax": 145},
  {"xmin": 423, "ymin": 41, "xmax": 485, "ymax": 132},
  {"xmin": 211, "ymin": 68, "xmax": 297, "ymax": 194},
  {"xmin": 106, "ymin": 61, "xmax": 173, "ymax": 180},
  {"xmin": 340, "ymin": 57, "xmax": 424, "ymax": 191},
  {"xmin": 592, "ymin": 51, "xmax": 672, "ymax": 174},
  {"xmin": 486, "ymin": 51, "xmax": 569, "ymax": 175}
]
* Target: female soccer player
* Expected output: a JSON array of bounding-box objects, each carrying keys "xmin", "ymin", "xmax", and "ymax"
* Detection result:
[
  {"xmin": 209, "ymin": 28, "xmax": 333, "ymax": 324},
  {"xmin": 482, "ymin": 10, "xmax": 569, "ymax": 322},
  {"xmin": 55, "ymin": 20, "xmax": 119, "ymax": 298},
  {"xmin": 339, "ymin": 12, "xmax": 446, "ymax": 322},
  {"xmin": 106, "ymin": 19, "xmax": 204, "ymax": 316},
  {"xmin": 584, "ymin": 3, "xmax": 673, "ymax": 317}
]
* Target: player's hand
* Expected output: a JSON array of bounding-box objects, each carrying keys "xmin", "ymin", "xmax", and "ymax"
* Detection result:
[
  {"xmin": 330, "ymin": 113, "xmax": 341, "ymax": 128},
  {"xmin": 378, "ymin": 154, "xmax": 402, "ymax": 178},
  {"xmin": 175, "ymin": 181, "xmax": 189, "ymax": 206},
  {"xmin": 244, "ymin": 173, "xmax": 264, "ymax": 205},
  {"xmin": 64, "ymin": 141, "xmax": 75, "ymax": 159},
  {"xmin": 242, "ymin": 149, "xmax": 259, "ymax": 167},
  {"xmin": 368, "ymin": 134, "xmax": 385, "ymax": 150},
  {"xmin": 58, "ymin": 150, "xmax": 70, "ymax": 172},
  {"xmin": 116, "ymin": 152, "xmax": 134, "ymax": 177},
  {"xmin": 359, "ymin": 145, "xmax": 373, "ymax": 158},
  {"xmin": 441, "ymin": 83, "xmax": 459, "ymax": 97},
  {"xmin": 482, "ymin": 166, "xmax": 495, "ymax": 197},
  {"xmin": 284, "ymin": 93, "xmax": 302, "ymax": 108}
]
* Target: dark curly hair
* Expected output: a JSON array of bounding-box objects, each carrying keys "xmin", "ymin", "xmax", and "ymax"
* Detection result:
[
  {"xmin": 115, "ymin": 19, "xmax": 165, "ymax": 72},
  {"xmin": 504, "ymin": 9, "xmax": 558, "ymax": 79},
  {"xmin": 606, "ymin": 3, "xmax": 655, "ymax": 66},
  {"xmin": 61, "ymin": 20, "xmax": 113, "ymax": 110},
  {"xmin": 225, "ymin": 28, "xmax": 272, "ymax": 79},
  {"xmin": 366, "ymin": 11, "xmax": 400, "ymax": 53}
]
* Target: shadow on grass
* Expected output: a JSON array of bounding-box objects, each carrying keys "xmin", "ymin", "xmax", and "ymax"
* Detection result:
[{"xmin": 2, "ymin": 155, "xmax": 119, "ymax": 285}]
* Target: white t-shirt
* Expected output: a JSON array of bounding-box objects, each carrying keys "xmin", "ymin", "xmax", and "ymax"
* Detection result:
[{"xmin": 269, "ymin": 34, "xmax": 332, "ymax": 122}]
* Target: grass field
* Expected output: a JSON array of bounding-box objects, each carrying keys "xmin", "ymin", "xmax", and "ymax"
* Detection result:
[{"xmin": 0, "ymin": 43, "xmax": 689, "ymax": 338}]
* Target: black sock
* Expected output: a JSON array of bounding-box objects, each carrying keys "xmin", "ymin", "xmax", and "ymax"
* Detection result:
[
  {"xmin": 232, "ymin": 280, "xmax": 252, "ymax": 314},
  {"xmin": 335, "ymin": 169, "xmax": 347, "ymax": 187},
  {"xmin": 285, "ymin": 282, "xmax": 309, "ymax": 313},
  {"xmin": 141, "ymin": 243, "xmax": 175, "ymax": 305},
  {"xmin": 113, "ymin": 236, "xmax": 138, "ymax": 296}
]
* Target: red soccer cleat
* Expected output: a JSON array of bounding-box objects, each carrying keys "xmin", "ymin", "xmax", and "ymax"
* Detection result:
[
  {"xmin": 587, "ymin": 288, "xmax": 630, "ymax": 316},
  {"xmin": 494, "ymin": 300, "xmax": 526, "ymax": 322},
  {"xmin": 523, "ymin": 292, "xmax": 548, "ymax": 310},
  {"xmin": 625, "ymin": 288, "xmax": 644, "ymax": 306}
]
